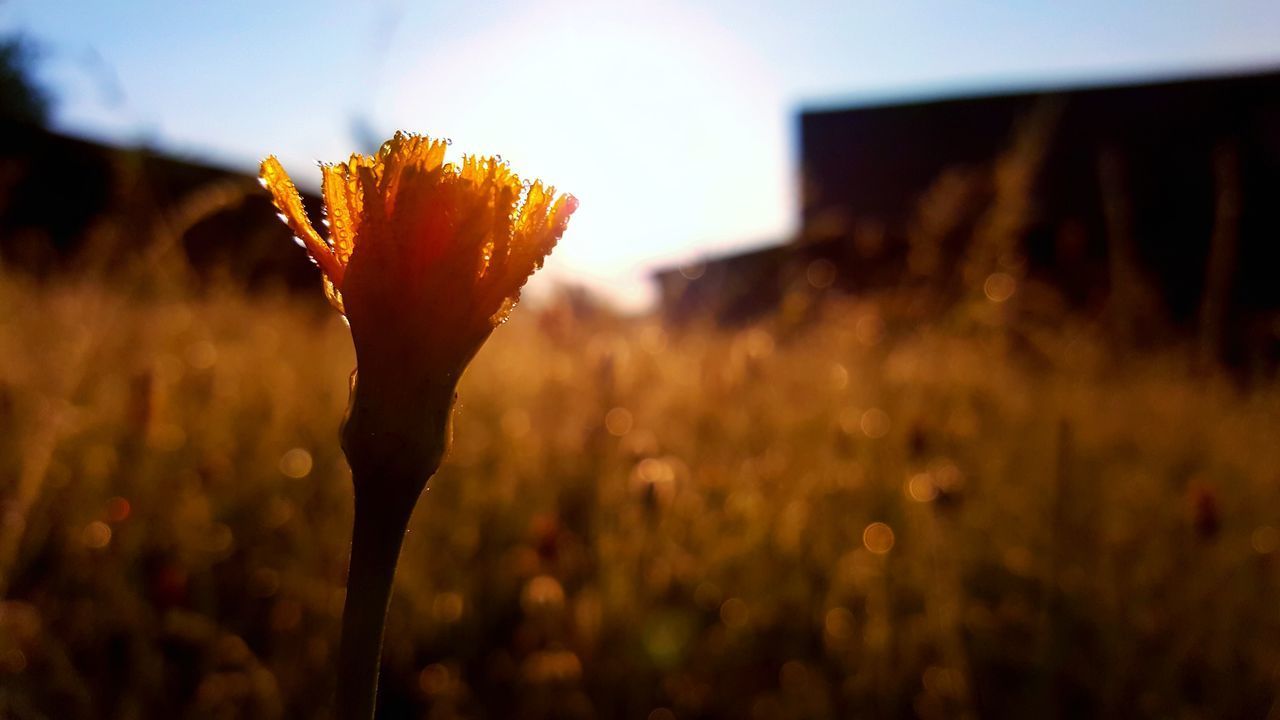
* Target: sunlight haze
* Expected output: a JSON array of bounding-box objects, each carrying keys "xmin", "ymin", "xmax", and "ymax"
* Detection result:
[{"xmin": 3, "ymin": 0, "xmax": 1278, "ymax": 307}]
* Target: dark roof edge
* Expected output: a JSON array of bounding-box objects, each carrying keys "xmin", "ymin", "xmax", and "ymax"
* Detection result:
[
  {"xmin": 650, "ymin": 237, "xmax": 797, "ymax": 279},
  {"xmin": 0, "ymin": 119, "xmax": 321, "ymax": 198},
  {"xmin": 797, "ymin": 60, "xmax": 1280, "ymax": 116}
]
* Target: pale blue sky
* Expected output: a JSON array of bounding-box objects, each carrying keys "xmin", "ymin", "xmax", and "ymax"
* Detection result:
[{"xmin": 3, "ymin": 0, "xmax": 1278, "ymax": 306}]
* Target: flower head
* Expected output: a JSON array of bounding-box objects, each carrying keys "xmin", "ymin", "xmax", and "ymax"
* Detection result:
[{"xmin": 260, "ymin": 133, "xmax": 577, "ymax": 486}]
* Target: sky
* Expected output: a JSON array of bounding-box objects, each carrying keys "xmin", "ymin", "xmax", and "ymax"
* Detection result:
[{"xmin": 3, "ymin": 0, "xmax": 1279, "ymax": 308}]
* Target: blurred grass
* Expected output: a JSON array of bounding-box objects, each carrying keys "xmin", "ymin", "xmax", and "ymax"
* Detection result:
[{"xmin": 1, "ymin": 268, "xmax": 1278, "ymax": 720}]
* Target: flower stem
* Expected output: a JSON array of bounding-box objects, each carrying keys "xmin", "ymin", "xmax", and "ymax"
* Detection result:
[{"xmin": 335, "ymin": 491, "xmax": 413, "ymax": 720}]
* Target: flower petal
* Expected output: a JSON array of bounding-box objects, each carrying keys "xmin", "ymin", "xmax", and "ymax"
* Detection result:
[
  {"xmin": 260, "ymin": 156, "xmax": 344, "ymax": 287},
  {"xmin": 320, "ymin": 162, "xmax": 360, "ymax": 266},
  {"xmin": 506, "ymin": 185, "xmax": 578, "ymax": 290}
]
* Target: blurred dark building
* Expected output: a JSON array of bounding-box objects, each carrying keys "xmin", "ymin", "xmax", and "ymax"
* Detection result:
[
  {"xmin": 0, "ymin": 119, "xmax": 322, "ymax": 291},
  {"xmin": 655, "ymin": 67, "xmax": 1280, "ymax": 360},
  {"xmin": 0, "ymin": 36, "xmax": 49, "ymax": 126}
]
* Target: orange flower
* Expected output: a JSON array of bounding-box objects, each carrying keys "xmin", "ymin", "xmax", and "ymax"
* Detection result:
[
  {"xmin": 261, "ymin": 133, "xmax": 577, "ymax": 483},
  {"xmin": 261, "ymin": 132, "xmax": 576, "ymax": 719}
]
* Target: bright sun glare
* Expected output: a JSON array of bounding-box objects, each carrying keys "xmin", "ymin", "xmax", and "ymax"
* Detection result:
[{"xmin": 372, "ymin": 1, "xmax": 794, "ymax": 308}]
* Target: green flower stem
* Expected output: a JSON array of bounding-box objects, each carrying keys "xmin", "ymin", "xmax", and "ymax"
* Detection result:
[
  {"xmin": 334, "ymin": 371, "xmax": 455, "ymax": 719},
  {"xmin": 335, "ymin": 487, "xmax": 414, "ymax": 720}
]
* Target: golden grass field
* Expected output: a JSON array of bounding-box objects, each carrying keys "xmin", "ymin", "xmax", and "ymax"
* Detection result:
[{"xmin": 1, "ymin": 267, "xmax": 1278, "ymax": 720}]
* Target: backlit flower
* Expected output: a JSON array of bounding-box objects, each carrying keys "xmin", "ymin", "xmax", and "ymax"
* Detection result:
[
  {"xmin": 260, "ymin": 132, "xmax": 577, "ymax": 485},
  {"xmin": 261, "ymin": 133, "xmax": 577, "ymax": 719}
]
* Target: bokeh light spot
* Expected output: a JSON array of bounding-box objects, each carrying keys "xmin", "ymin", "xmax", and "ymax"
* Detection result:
[
  {"xmin": 106, "ymin": 496, "xmax": 132, "ymax": 522},
  {"xmin": 806, "ymin": 259, "xmax": 836, "ymax": 289},
  {"xmin": 419, "ymin": 663, "xmax": 453, "ymax": 696},
  {"xmin": 82, "ymin": 521, "xmax": 111, "ymax": 549},
  {"xmin": 984, "ymin": 272, "xmax": 1017, "ymax": 302},
  {"xmin": 829, "ymin": 363, "xmax": 849, "ymax": 390},
  {"xmin": 863, "ymin": 522, "xmax": 895, "ymax": 554},
  {"xmin": 720, "ymin": 597, "xmax": 749, "ymax": 629},
  {"xmin": 906, "ymin": 473, "xmax": 938, "ymax": 502},
  {"xmin": 861, "ymin": 408, "xmax": 891, "ymax": 438},
  {"xmin": 824, "ymin": 606, "xmax": 855, "ymax": 640},
  {"xmin": 855, "ymin": 313, "xmax": 885, "ymax": 346},
  {"xmin": 605, "ymin": 407, "xmax": 634, "ymax": 437},
  {"xmin": 522, "ymin": 575, "xmax": 566, "ymax": 614},
  {"xmin": 1252, "ymin": 525, "xmax": 1279, "ymax": 554},
  {"xmin": 679, "ymin": 262, "xmax": 706, "ymax": 280},
  {"xmin": 433, "ymin": 592, "xmax": 465, "ymax": 623},
  {"xmin": 205, "ymin": 523, "xmax": 234, "ymax": 554},
  {"xmin": 278, "ymin": 448, "xmax": 313, "ymax": 478}
]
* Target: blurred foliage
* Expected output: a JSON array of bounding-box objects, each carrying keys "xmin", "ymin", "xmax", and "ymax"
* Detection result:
[
  {"xmin": 0, "ymin": 266, "xmax": 1278, "ymax": 719},
  {"xmin": 1, "ymin": 100, "xmax": 1278, "ymax": 717},
  {"xmin": 0, "ymin": 35, "xmax": 49, "ymax": 125}
]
